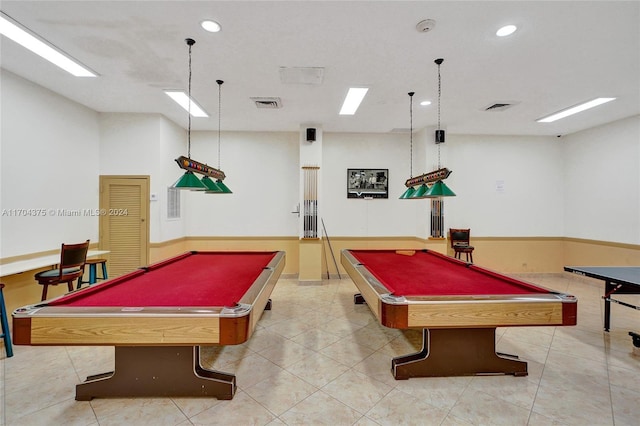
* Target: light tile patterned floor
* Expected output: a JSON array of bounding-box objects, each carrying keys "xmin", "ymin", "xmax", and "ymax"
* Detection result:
[{"xmin": 1, "ymin": 273, "xmax": 639, "ymax": 425}]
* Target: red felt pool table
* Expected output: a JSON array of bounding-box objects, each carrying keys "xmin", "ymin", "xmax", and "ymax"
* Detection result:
[
  {"xmin": 341, "ymin": 249, "xmax": 577, "ymax": 379},
  {"xmin": 12, "ymin": 250, "xmax": 285, "ymax": 400}
]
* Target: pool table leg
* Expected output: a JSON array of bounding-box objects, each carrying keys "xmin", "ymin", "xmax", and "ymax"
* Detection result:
[
  {"xmin": 75, "ymin": 346, "xmax": 236, "ymax": 401},
  {"xmin": 603, "ymin": 281, "xmax": 614, "ymax": 331},
  {"xmin": 392, "ymin": 328, "xmax": 528, "ymax": 379}
]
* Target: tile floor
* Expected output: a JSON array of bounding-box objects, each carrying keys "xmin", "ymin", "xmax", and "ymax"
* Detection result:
[{"xmin": 1, "ymin": 273, "xmax": 639, "ymax": 425}]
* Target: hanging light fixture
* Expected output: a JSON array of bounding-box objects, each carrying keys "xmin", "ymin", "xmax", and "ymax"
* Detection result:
[
  {"xmin": 200, "ymin": 80, "xmax": 223, "ymax": 194},
  {"xmin": 423, "ymin": 58, "xmax": 455, "ymax": 198},
  {"xmin": 213, "ymin": 79, "xmax": 232, "ymax": 193},
  {"xmin": 172, "ymin": 39, "xmax": 228, "ymax": 192},
  {"xmin": 400, "ymin": 92, "xmax": 417, "ymax": 199},
  {"xmin": 172, "ymin": 38, "xmax": 207, "ymax": 190},
  {"xmin": 400, "ymin": 60, "xmax": 455, "ymax": 199}
]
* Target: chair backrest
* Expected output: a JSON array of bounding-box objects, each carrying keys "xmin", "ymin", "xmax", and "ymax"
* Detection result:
[
  {"xmin": 60, "ymin": 240, "xmax": 90, "ymax": 270},
  {"xmin": 449, "ymin": 229, "xmax": 470, "ymax": 248}
]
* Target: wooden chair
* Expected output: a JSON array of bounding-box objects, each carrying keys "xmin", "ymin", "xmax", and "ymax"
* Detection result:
[
  {"xmin": 35, "ymin": 240, "xmax": 89, "ymax": 301},
  {"xmin": 0, "ymin": 283, "xmax": 13, "ymax": 357},
  {"xmin": 449, "ymin": 228, "xmax": 474, "ymax": 263}
]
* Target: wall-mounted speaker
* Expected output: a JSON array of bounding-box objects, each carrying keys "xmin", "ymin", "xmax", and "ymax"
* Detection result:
[
  {"xmin": 435, "ymin": 129, "xmax": 445, "ymax": 144},
  {"xmin": 306, "ymin": 128, "xmax": 316, "ymax": 142}
]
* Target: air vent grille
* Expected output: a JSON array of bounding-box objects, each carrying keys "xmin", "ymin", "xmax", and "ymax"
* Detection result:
[
  {"xmin": 487, "ymin": 103, "xmax": 511, "ymax": 110},
  {"xmin": 251, "ymin": 97, "xmax": 282, "ymax": 109},
  {"xmin": 482, "ymin": 101, "xmax": 520, "ymax": 112}
]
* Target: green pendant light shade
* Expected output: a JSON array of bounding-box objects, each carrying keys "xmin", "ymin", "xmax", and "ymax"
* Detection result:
[
  {"xmin": 172, "ymin": 171, "xmax": 207, "ymax": 190},
  {"xmin": 399, "ymin": 186, "xmax": 416, "ymax": 199},
  {"xmin": 215, "ymin": 179, "xmax": 232, "ymax": 193},
  {"xmin": 201, "ymin": 175, "xmax": 222, "ymax": 193},
  {"xmin": 410, "ymin": 184, "xmax": 430, "ymax": 198},
  {"xmin": 423, "ymin": 180, "xmax": 456, "ymax": 197}
]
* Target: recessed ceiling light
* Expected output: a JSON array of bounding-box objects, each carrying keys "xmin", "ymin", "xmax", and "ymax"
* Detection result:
[
  {"xmin": 339, "ymin": 88, "xmax": 369, "ymax": 115},
  {"xmin": 201, "ymin": 20, "xmax": 221, "ymax": 33},
  {"xmin": 164, "ymin": 91, "xmax": 209, "ymax": 117},
  {"xmin": 496, "ymin": 25, "xmax": 517, "ymax": 37},
  {"xmin": 420, "ymin": 100, "xmax": 432, "ymax": 106},
  {"xmin": 536, "ymin": 98, "xmax": 616, "ymax": 123},
  {"xmin": 0, "ymin": 12, "xmax": 97, "ymax": 77}
]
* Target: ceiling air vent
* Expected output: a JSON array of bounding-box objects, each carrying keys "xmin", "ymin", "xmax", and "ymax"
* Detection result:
[
  {"xmin": 279, "ymin": 67, "xmax": 324, "ymax": 85},
  {"xmin": 251, "ymin": 97, "xmax": 282, "ymax": 109},
  {"xmin": 482, "ymin": 101, "xmax": 520, "ymax": 112}
]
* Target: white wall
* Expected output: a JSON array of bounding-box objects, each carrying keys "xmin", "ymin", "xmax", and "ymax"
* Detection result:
[
  {"xmin": 563, "ymin": 115, "xmax": 640, "ymax": 244},
  {"xmin": 2, "ymin": 71, "xmax": 638, "ymax": 258},
  {"xmin": 443, "ymin": 134, "xmax": 565, "ymax": 237},
  {"xmin": 185, "ymin": 131, "xmax": 299, "ymax": 236},
  {"xmin": 99, "ymin": 112, "xmax": 189, "ymax": 243},
  {"xmin": 0, "ymin": 70, "xmax": 100, "ymax": 257},
  {"xmin": 322, "ymin": 132, "xmax": 427, "ymax": 237},
  {"xmin": 158, "ymin": 117, "xmax": 189, "ymax": 242}
]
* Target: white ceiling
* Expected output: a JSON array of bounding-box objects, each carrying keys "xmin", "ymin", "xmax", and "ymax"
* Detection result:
[{"xmin": 1, "ymin": 1, "xmax": 638, "ymax": 136}]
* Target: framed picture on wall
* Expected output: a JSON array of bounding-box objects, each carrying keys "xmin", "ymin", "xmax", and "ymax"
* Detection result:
[{"xmin": 347, "ymin": 169, "xmax": 389, "ymax": 198}]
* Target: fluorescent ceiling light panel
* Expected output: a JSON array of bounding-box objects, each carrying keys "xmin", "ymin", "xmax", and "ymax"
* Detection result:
[
  {"xmin": 339, "ymin": 87, "xmax": 369, "ymax": 115},
  {"xmin": 0, "ymin": 13, "xmax": 97, "ymax": 77},
  {"xmin": 164, "ymin": 91, "xmax": 209, "ymax": 117},
  {"xmin": 536, "ymin": 97, "xmax": 616, "ymax": 123}
]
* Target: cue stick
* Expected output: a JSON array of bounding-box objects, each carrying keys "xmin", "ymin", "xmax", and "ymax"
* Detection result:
[
  {"xmin": 313, "ymin": 168, "xmax": 317, "ymax": 237},
  {"xmin": 308, "ymin": 169, "xmax": 311, "ymax": 237},
  {"xmin": 308, "ymin": 168, "xmax": 311, "ymax": 238},
  {"xmin": 321, "ymin": 218, "xmax": 341, "ymax": 279},
  {"xmin": 308, "ymin": 167, "xmax": 311, "ymax": 238},
  {"xmin": 322, "ymin": 227, "xmax": 330, "ymax": 279},
  {"xmin": 304, "ymin": 168, "xmax": 309, "ymax": 237},
  {"xmin": 309, "ymin": 166, "xmax": 315, "ymax": 238}
]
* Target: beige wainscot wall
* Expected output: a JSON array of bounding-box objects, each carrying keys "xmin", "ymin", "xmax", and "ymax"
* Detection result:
[{"xmin": 2, "ymin": 236, "xmax": 638, "ymax": 314}]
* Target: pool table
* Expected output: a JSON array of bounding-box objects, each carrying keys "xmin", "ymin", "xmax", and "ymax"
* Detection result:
[
  {"xmin": 12, "ymin": 250, "xmax": 285, "ymax": 400},
  {"xmin": 341, "ymin": 249, "xmax": 577, "ymax": 379}
]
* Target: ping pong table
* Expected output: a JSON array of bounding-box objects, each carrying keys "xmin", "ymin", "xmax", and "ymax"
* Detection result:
[{"xmin": 564, "ymin": 266, "xmax": 639, "ymax": 346}]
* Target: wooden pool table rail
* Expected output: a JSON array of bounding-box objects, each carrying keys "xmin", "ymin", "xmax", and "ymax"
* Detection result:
[
  {"xmin": 341, "ymin": 249, "xmax": 577, "ymax": 379},
  {"xmin": 13, "ymin": 251, "xmax": 285, "ymax": 346}
]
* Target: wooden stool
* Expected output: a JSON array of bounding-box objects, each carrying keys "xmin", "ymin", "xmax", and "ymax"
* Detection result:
[
  {"xmin": 0, "ymin": 283, "xmax": 13, "ymax": 358},
  {"xmin": 454, "ymin": 246, "xmax": 474, "ymax": 263},
  {"xmin": 77, "ymin": 258, "xmax": 108, "ymax": 288}
]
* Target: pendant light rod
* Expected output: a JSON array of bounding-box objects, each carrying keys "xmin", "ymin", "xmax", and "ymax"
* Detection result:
[
  {"xmin": 408, "ymin": 91, "xmax": 414, "ymax": 178},
  {"xmin": 186, "ymin": 38, "xmax": 195, "ymax": 159},
  {"xmin": 435, "ymin": 58, "xmax": 444, "ymax": 168},
  {"xmin": 216, "ymin": 79, "xmax": 223, "ymax": 170},
  {"xmin": 399, "ymin": 91, "xmax": 417, "ymax": 199},
  {"xmin": 171, "ymin": 37, "xmax": 208, "ymax": 190},
  {"xmin": 423, "ymin": 57, "xmax": 455, "ymax": 198},
  {"xmin": 214, "ymin": 79, "xmax": 232, "ymax": 193}
]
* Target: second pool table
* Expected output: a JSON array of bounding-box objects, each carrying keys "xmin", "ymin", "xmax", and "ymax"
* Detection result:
[
  {"xmin": 13, "ymin": 250, "xmax": 285, "ymax": 400},
  {"xmin": 342, "ymin": 249, "xmax": 577, "ymax": 379}
]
